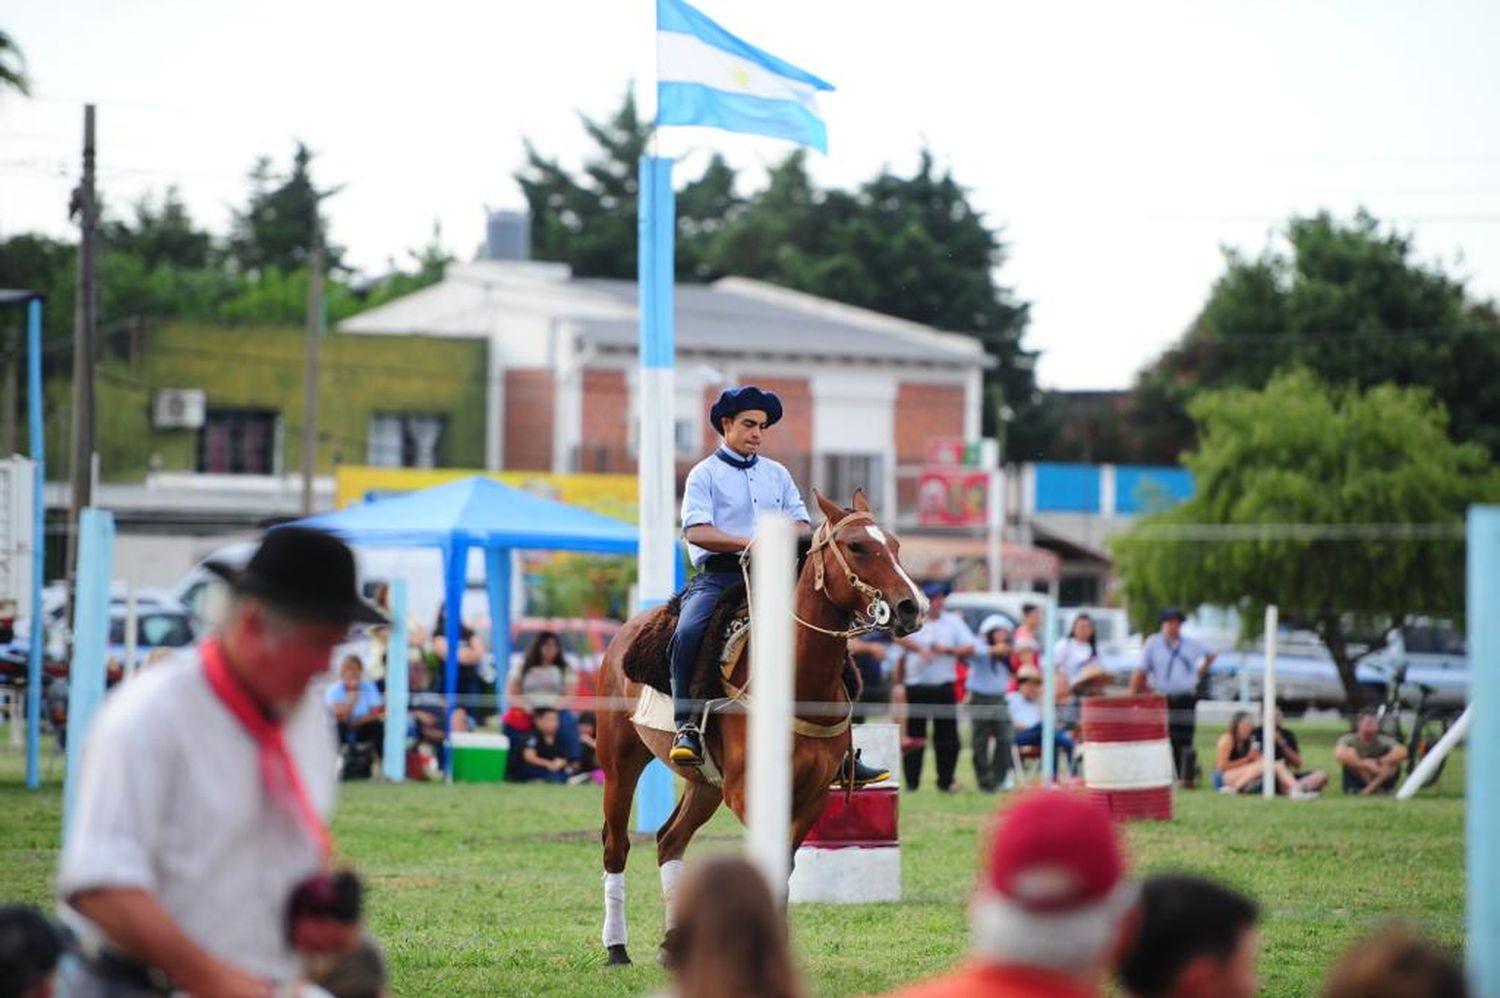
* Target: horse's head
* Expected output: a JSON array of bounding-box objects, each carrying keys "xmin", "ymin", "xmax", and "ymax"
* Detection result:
[{"xmin": 807, "ymin": 489, "xmax": 928, "ymax": 636}]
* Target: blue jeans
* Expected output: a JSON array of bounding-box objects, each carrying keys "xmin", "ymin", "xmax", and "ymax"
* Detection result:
[
  {"xmin": 1015, "ymin": 724, "xmax": 1077, "ymax": 774},
  {"xmin": 668, "ymin": 570, "xmax": 738, "ymax": 727}
]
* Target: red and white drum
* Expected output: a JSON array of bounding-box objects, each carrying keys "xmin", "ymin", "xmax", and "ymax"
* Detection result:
[
  {"xmin": 788, "ymin": 723, "xmax": 902, "ymax": 903},
  {"xmin": 1081, "ymin": 695, "xmax": 1174, "ymax": 822}
]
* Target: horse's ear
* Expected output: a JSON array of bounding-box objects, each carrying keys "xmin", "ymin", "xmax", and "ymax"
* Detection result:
[
  {"xmin": 851, "ymin": 489, "xmax": 871, "ymax": 513},
  {"xmin": 813, "ymin": 488, "xmax": 843, "ymax": 525}
]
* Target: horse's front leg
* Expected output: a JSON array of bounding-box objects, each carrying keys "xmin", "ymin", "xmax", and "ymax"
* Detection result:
[{"xmin": 654, "ymin": 779, "xmax": 723, "ymax": 968}]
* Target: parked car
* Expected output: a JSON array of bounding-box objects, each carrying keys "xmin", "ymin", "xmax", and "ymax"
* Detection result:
[
  {"xmin": 944, "ymin": 590, "xmax": 1045, "ymax": 636},
  {"xmin": 6, "ymin": 590, "xmax": 199, "ymax": 675}
]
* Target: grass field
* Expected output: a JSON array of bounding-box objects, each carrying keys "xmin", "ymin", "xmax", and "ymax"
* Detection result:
[{"xmin": 0, "ymin": 720, "xmax": 1465, "ymax": 997}]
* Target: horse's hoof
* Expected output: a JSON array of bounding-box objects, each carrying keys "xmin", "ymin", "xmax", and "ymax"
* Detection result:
[
  {"xmin": 606, "ymin": 944, "xmax": 632, "ymax": 966},
  {"xmin": 657, "ymin": 927, "xmax": 684, "ymax": 970}
]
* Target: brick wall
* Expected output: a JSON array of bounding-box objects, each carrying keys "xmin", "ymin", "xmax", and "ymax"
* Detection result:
[
  {"xmin": 503, "ymin": 369, "xmax": 555, "ymax": 471},
  {"xmin": 578, "ymin": 368, "xmax": 633, "ymax": 473},
  {"xmin": 895, "ymin": 380, "xmax": 966, "ymax": 511}
]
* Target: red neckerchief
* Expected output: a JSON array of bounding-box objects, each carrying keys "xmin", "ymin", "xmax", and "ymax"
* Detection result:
[{"xmin": 201, "ymin": 637, "xmax": 332, "ymax": 859}]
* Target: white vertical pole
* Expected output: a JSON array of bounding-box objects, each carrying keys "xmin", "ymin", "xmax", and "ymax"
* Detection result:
[
  {"xmin": 1467, "ymin": 505, "xmax": 1500, "ymax": 992},
  {"xmin": 986, "ymin": 467, "xmax": 1003, "ymax": 589},
  {"xmin": 747, "ymin": 512, "xmax": 794, "ymax": 900},
  {"xmin": 123, "ymin": 582, "xmax": 138, "ymax": 679},
  {"xmin": 1398, "ymin": 706, "xmax": 1469, "ymax": 800},
  {"xmin": 1262, "ymin": 604, "xmax": 1277, "ymax": 799},
  {"xmin": 1040, "ymin": 598, "xmax": 1059, "ymax": 785}
]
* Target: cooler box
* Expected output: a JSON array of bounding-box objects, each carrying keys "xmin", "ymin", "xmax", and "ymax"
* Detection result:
[{"xmin": 451, "ymin": 732, "xmax": 509, "ymax": 783}]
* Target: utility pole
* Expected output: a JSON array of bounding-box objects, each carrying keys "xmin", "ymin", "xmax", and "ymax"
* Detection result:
[
  {"xmin": 300, "ymin": 237, "xmax": 323, "ymax": 515},
  {"xmin": 66, "ymin": 104, "xmax": 98, "ymax": 600}
]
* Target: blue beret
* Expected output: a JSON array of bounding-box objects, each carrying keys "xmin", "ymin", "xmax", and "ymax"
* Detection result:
[{"xmin": 709, "ymin": 386, "xmax": 783, "ymax": 436}]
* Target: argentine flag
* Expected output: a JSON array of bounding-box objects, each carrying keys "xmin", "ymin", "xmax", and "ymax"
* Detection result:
[{"xmin": 656, "ymin": 0, "xmax": 835, "ymax": 153}]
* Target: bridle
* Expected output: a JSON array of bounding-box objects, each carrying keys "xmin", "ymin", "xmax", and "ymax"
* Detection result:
[{"xmin": 739, "ymin": 509, "xmax": 897, "ymax": 640}]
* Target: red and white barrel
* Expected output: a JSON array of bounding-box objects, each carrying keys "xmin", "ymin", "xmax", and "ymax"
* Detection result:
[
  {"xmin": 788, "ymin": 723, "xmax": 901, "ymax": 903},
  {"xmin": 1081, "ymin": 695, "xmax": 1174, "ymax": 822}
]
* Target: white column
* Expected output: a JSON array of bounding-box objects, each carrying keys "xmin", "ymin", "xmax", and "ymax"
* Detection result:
[
  {"xmin": 1262, "ymin": 605, "xmax": 1277, "ymax": 799},
  {"xmin": 747, "ymin": 513, "xmax": 795, "ymax": 900}
]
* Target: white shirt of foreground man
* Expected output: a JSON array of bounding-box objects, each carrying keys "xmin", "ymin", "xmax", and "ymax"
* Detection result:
[
  {"xmin": 57, "ymin": 527, "xmax": 385, "ymax": 996},
  {"xmin": 58, "ymin": 655, "xmax": 336, "ymax": 982}
]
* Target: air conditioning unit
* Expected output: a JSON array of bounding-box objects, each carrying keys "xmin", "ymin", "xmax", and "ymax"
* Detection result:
[{"xmin": 153, "ymin": 389, "xmax": 206, "ymax": 430}]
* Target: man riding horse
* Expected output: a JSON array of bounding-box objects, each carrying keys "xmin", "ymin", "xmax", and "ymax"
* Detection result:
[{"xmin": 667, "ymin": 386, "xmax": 891, "ymax": 787}]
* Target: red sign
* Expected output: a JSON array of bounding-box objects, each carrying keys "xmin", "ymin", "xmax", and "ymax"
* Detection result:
[
  {"xmin": 924, "ymin": 436, "xmax": 967, "ymax": 468},
  {"xmin": 918, "ymin": 468, "xmax": 989, "ymax": 527}
]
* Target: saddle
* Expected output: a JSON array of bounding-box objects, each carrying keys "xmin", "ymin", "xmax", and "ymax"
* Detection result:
[{"xmin": 622, "ymin": 582, "xmax": 748, "ymax": 702}]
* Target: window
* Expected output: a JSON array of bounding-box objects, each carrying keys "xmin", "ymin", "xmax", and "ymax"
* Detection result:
[
  {"xmin": 197, "ymin": 408, "xmax": 279, "ymax": 475},
  {"xmin": 368, "ymin": 414, "xmax": 446, "ymax": 468},
  {"xmin": 820, "ymin": 453, "xmax": 884, "ymax": 512},
  {"xmin": 674, "ymin": 418, "xmax": 697, "ymax": 456}
]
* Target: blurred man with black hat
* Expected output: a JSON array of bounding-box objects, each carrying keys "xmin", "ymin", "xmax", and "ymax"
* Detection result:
[{"xmin": 58, "ymin": 528, "xmax": 383, "ymax": 996}]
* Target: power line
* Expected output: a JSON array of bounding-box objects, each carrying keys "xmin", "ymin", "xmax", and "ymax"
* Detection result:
[{"xmin": 1115, "ymin": 523, "xmax": 1466, "ymax": 542}]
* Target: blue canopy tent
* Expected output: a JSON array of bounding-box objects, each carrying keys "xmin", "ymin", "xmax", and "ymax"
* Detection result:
[{"xmin": 288, "ymin": 476, "xmax": 638, "ymax": 734}]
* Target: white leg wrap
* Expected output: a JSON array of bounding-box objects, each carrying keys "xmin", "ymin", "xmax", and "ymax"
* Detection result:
[
  {"xmin": 659, "ymin": 859, "xmax": 684, "ymax": 932},
  {"xmin": 602, "ymin": 872, "xmax": 627, "ymax": 948}
]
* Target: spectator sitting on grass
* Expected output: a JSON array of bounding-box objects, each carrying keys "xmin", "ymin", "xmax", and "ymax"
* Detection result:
[
  {"xmin": 406, "ymin": 661, "xmax": 450, "ymax": 776},
  {"xmin": 1323, "ymin": 926, "xmax": 1467, "ymax": 998},
  {"xmin": 326, "ymin": 654, "xmax": 384, "ymax": 752},
  {"xmin": 1118, "ymin": 873, "xmax": 1260, "ymax": 998},
  {"xmin": 518, "ymin": 707, "xmax": 569, "ymax": 784},
  {"xmin": 1335, "ymin": 707, "xmax": 1409, "ymax": 795},
  {"xmin": 1214, "ymin": 711, "xmax": 1322, "ymax": 798},
  {"xmin": 1255, "ymin": 706, "xmax": 1328, "ymax": 794},
  {"xmin": 574, "ymin": 711, "xmax": 601, "ymax": 782},
  {"xmin": 0, "ymin": 904, "xmax": 64, "ymax": 998}
]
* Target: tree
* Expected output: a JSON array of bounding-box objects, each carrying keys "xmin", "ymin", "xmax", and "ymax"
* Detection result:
[
  {"xmin": 353, "ymin": 220, "xmax": 456, "ymax": 313},
  {"xmin": 1133, "ymin": 210, "xmax": 1500, "ymax": 462},
  {"xmin": 1111, "ymin": 369, "xmax": 1498, "ymax": 706},
  {"xmin": 103, "ymin": 186, "xmax": 213, "ymax": 271},
  {"xmin": 516, "ymin": 91, "xmax": 649, "ymax": 280},
  {"xmin": 229, "ymin": 142, "xmax": 343, "ymax": 275},
  {"xmin": 0, "ymin": 30, "xmax": 30, "ymax": 98},
  {"xmin": 517, "ymin": 91, "xmax": 1041, "ymax": 442}
]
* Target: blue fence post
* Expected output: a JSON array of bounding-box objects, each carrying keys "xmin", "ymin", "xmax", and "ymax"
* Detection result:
[
  {"xmin": 634, "ymin": 152, "xmax": 678, "ymax": 834},
  {"xmin": 381, "ymin": 579, "xmax": 409, "ymax": 783},
  {"xmin": 485, "ymin": 547, "xmax": 512, "ymax": 717},
  {"xmin": 63, "ymin": 508, "xmax": 114, "ymax": 837},
  {"xmin": 24, "ymin": 296, "xmax": 44, "ymax": 790},
  {"xmin": 1467, "ymin": 505, "xmax": 1500, "ymax": 991}
]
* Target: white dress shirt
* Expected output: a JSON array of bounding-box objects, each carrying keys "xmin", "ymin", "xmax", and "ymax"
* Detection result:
[
  {"xmin": 902, "ymin": 610, "xmax": 978, "ymax": 687},
  {"xmin": 57, "ymin": 655, "xmax": 338, "ymax": 983}
]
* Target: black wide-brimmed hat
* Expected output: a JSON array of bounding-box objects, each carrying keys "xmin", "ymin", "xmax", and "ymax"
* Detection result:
[
  {"xmin": 708, "ymin": 385, "xmax": 783, "ymax": 436},
  {"xmin": 1159, "ymin": 607, "xmax": 1187, "ymax": 623},
  {"xmin": 205, "ymin": 527, "xmax": 387, "ymax": 626}
]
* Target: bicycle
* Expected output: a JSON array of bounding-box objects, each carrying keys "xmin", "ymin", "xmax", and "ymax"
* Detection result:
[{"xmin": 1372, "ymin": 664, "xmax": 1455, "ymax": 789}]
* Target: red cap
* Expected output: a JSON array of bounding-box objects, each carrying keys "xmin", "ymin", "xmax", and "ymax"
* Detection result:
[{"xmin": 985, "ymin": 791, "xmax": 1124, "ymax": 914}]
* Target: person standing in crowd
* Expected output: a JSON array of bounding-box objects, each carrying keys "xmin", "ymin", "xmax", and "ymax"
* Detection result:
[
  {"xmin": 1055, "ymin": 614, "xmax": 1102, "ymax": 732},
  {"xmin": 968, "ymin": 614, "xmax": 1014, "ymax": 793},
  {"xmin": 1013, "ymin": 603, "xmax": 1041, "ymax": 660},
  {"xmin": 849, "ymin": 631, "xmax": 892, "ymax": 725},
  {"xmin": 879, "ymin": 791, "xmax": 1140, "ymax": 998},
  {"xmin": 662, "ymin": 856, "xmax": 805, "ymax": 998},
  {"xmin": 57, "ymin": 528, "xmax": 384, "ymax": 996},
  {"xmin": 1130, "ymin": 608, "xmax": 1216, "ymax": 787},
  {"xmin": 892, "ymin": 582, "xmax": 976, "ymax": 792},
  {"xmin": 1118, "ymin": 874, "xmax": 1260, "ymax": 998}
]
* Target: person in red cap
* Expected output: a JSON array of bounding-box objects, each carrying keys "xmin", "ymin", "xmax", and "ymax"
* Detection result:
[{"xmin": 881, "ymin": 791, "xmax": 1140, "ymax": 998}]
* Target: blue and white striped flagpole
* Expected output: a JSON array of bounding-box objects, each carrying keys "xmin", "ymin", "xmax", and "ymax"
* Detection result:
[
  {"xmin": 1467, "ymin": 505, "xmax": 1500, "ymax": 992},
  {"xmin": 635, "ymin": 153, "xmax": 677, "ymax": 833}
]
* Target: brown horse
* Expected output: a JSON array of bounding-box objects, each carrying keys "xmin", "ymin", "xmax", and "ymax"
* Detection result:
[{"xmin": 596, "ymin": 489, "xmax": 927, "ymax": 966}]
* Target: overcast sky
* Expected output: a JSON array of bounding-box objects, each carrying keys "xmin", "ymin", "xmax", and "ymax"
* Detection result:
[{"xmin": 3, "ymin": 0, "xmax": 1498, "ymax": 390}]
